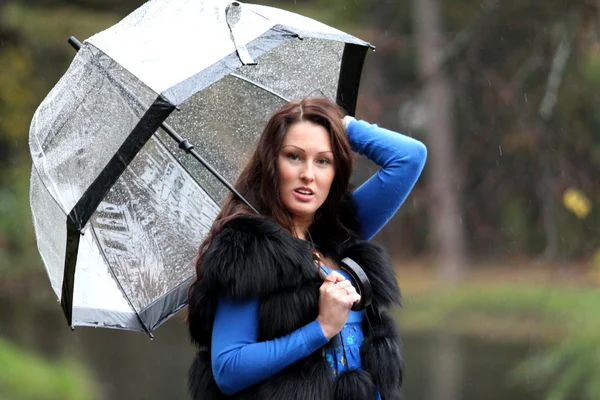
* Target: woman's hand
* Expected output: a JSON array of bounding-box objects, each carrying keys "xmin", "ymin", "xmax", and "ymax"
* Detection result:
[
  {"xmin": 317, "ymin": 271, "xmax": 361, "ymax": 340},
  {"xmin": 342, "ymin": 115, "xmax": 355, "ymax": 130}
]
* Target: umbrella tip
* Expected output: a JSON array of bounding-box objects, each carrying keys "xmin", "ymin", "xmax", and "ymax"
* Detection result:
[{"xmin": 67, "ymin": 36, "xmax": 82, "ymax": 51}]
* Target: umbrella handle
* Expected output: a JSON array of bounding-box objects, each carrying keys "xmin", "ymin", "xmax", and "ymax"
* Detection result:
[{"xmin": 340, "ymin": 257, "xmax": 373, "ymax": 311}]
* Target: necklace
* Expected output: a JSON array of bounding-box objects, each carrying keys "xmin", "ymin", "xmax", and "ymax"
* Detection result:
[
  {"xmin": 306, "ymin": 229, "xmax": 328, "ymax": 279},
  {"xmin": 306, "ymin": 229, "xmax": 322, "ymax": 262}
]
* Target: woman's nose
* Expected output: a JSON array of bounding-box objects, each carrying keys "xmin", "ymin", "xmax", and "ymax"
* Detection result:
[{"xmin": 300, "ymin": 163, "xmax": 315, "ymax": 182}]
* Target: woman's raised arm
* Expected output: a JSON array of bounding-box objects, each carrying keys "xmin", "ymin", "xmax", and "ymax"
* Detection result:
[{"xmin": 347, "ymin": 118, "xmax": 427, "ymax": 240}]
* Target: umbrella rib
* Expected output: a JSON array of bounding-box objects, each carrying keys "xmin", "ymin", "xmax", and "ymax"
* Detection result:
[
  {"xmin": 230, "ymin": 73, "xmax": 290, "ymax": 102},
  {"xmin": 157, "ymin": 122, "xmax": 259, "ymax": 215}
]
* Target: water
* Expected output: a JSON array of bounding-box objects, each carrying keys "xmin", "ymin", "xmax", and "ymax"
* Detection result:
[
  {"xmin": 0, "ymin": 290, "xmax": 540, "ymax": 399},
  {"xmin": 402, "ymin": 332, "xmax": 542, "ymax": 400}
]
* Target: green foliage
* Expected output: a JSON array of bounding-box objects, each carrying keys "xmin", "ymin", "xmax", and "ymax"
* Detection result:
[
  {"xmin": 510, "ymin": 336, "xmax": 600, "ymax": 400},
  {"xmin": 580, "ymin": 48, "xmax": 600, "ymax": 86},
  {"xmin": 0, "ymin": 45, "xmax": 38, "ymax": 143},
  {"xmin": 2, "ymin": 2, "xmax": 122, "ymax": 85},
  {"xmin": 0, "ymin": 161, "xmax": 40, "ymax": 275},
  {"xmin": 500, "ymin": 198, "xmax": 537, "ymax": 253},
  {"xmin": 0, "ymin": 336, "xmax": 95, "ymax": 399},
  {"xmin": 4, "ymin": 2, "xmax": 122, "ymax": 47}
]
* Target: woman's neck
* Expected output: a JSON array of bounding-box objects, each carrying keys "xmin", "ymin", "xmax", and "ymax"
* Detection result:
[{"xmin": 292, "ymin": 218, "xmax": 312, "ymax": 240}]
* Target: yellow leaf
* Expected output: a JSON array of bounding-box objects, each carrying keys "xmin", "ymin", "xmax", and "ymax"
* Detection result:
[{"xmin": 563, "ymin": 188, "xmax": 592, "ymax": 219}]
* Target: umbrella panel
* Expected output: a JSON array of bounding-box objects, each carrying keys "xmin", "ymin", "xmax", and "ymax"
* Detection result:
[
  {"xmin": 30, "ymin": 170, "xmax": 68, "ymax": 298},
  {"xmin": 86, "ymin": 133, "xmax": 220, "ymax": 329},
  {"xmin": 234, "ymin": 37, "xmax": 344, "ymax": 102},
  {"xmin": 72, "ymin": 225, "xmax": 142, "ymax": 330},
  {"xmin": 29, "ymin": 44, "xmax": 157, "ymax": 216}
]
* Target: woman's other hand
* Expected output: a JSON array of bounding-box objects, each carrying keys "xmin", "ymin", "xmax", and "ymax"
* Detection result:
[
  {"xmin": 342, "ymin": 115, "xmax": 355, "ymax": 131},
  {"xmin": 317, "ymin": 271, "xmax": 361, "ymax": 340}
]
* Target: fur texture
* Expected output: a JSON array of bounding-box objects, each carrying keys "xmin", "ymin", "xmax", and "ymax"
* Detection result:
[
  {"xmin": 333, "ymin": 370, "xmax": 377, "ymax": 400},
  {"xmin": 188, "ymin": 205, "xmax": 403, "ymax": 400}
]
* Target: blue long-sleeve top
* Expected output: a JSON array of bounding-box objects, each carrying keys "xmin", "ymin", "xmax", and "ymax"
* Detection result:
[{"xmin": 211, "ymin": 119, "xmax": 427, "ymax": 395}]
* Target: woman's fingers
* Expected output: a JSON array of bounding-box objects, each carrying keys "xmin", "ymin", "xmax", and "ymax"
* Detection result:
[
  {"xmin": 335, "ymin": 280, "xmax": 352, "ymax": 289},
  {"xmin": 321, "ymin": 272, "xmax": 347, "ymax": 292},
  {"xmin": 349, "ymin": 293, "xmax": 361, "ymax": 305},
  {"xmin": 320, "ymin": 271, "xmax": 361, "ymax": 305},
  {"xmin": 340, "ymin": 291, "xmax": 361, "ymax": 306},
  {"xmin": 344, "ymin": 286, "xmax": 357, "ymax": 295},
  {"xmin": 324, "ymin": 271, "xmax": 345, "ymax": 283}
]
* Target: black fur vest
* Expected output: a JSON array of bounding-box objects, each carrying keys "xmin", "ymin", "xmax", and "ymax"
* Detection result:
[{"xmin": 188, "ymin": 210, "xmax": 403, "ymax": 400}]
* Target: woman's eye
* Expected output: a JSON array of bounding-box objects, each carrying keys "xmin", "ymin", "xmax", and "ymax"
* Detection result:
[
  {"xmin": 287, "ymin": 153, "xmax": 300, "ymax": 161},
  {"xmin": 317, "ymin": 158, "xmax": 331, "ymax": 165}
]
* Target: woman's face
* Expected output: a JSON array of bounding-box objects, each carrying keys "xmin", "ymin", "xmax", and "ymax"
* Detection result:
[{"xmin": 277, "ymin": 121, "xmax": 335, "ymax": 225}]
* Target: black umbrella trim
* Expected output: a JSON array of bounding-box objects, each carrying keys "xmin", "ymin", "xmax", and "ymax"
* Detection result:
[
  {"xmin": 138, "ymin": 276, "xmax": 193, "ymax": 332},
  {"xmin": 336, "ymin": 42, "xmax": 369, "ymax": 117},
  {"xmin": 60, "ymin": 221, "xmax": 81, "ymax": 328},
  {"xmin": 66, "ymin": 96, "xmax": 175, "ymax": 230}
]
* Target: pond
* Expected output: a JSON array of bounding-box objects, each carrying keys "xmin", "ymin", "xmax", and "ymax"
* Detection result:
[{"xmin": 0, "ymin": 293, "xmax": 542, "ymax": 399}]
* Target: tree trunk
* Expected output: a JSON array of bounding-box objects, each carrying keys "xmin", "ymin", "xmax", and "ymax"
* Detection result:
[
  {"xmin": 537, "ymin": 11, "xmax": 578, "ymax": 261},
  {"xmin": 412, "ymin": 0, "xmax": 467, "ymax": 282}
]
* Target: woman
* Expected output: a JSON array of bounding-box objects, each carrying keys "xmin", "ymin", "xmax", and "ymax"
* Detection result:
[{"xmin": 188, "ymin": 97, "xmax": 427, "ymax": 399}]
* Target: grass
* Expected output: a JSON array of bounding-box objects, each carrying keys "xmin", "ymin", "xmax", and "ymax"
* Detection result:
[{"xmin": 395, "ymin": 263, "xmax": 600, "ymax": 341}]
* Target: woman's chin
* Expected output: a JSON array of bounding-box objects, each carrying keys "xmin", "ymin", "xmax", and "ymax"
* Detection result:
[{"xmin": 288, "ymin": 205, "xmax": 319, "ymax": 221}]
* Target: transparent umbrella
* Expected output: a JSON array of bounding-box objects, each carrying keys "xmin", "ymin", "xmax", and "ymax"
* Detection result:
[{"xmin": 28, "ymin": 0, "xmax": 372, "ymax": 336}]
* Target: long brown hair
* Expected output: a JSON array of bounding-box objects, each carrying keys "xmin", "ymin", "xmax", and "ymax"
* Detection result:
[{"xmin": 188, "ymin": 97, "xmax": 353, "ymax": 303}]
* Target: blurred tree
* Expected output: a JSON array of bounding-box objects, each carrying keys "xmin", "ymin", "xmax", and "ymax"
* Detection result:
[{"xmin": 413, "ymin": 0, "xmax": 467, "ymax": 282}]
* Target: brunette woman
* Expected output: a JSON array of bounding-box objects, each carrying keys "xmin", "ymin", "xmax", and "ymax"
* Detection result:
[{"xmin": 188, "ymin": 97, "xmax": 427, "ymax": 399}]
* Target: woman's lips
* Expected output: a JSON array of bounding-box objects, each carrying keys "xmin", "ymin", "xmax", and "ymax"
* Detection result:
[{"xmin": 293, "ymin": 189, "xmax": 314, "ymax": 202}]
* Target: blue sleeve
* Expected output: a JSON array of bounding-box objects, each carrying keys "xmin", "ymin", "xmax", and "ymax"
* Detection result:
[
  {"xmin": 211, "ymin": 296, "xmax": 329, "ymax": 395},
  {"xmin": 347, "ymin": 119, "xmax": 427, "ymax": 240}
]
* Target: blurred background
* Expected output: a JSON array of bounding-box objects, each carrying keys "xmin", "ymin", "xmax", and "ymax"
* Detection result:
[{"xmin": 1, "ymin": 0, "xmax": 599, "ymax": 399}]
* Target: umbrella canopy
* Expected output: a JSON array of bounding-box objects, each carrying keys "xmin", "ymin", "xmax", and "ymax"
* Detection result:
[{"xmin": 29, "ymin": 0, "xmax": 372, "ymax": 335}]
